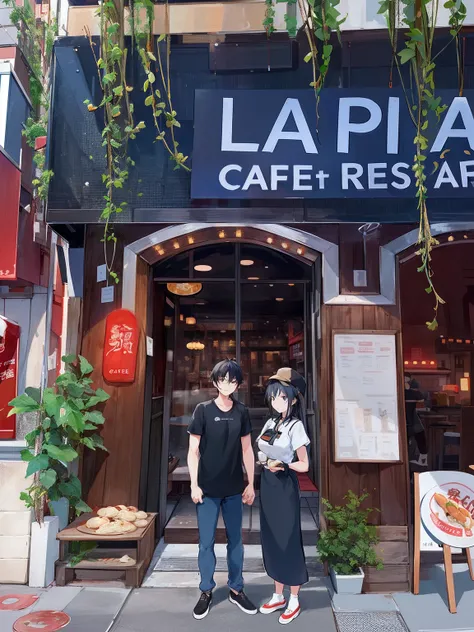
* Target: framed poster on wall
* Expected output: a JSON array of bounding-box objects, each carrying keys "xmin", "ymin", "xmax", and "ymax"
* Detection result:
[{"xmin": 333, "ymin": 331, "xmax": 402, "ymax": 463}]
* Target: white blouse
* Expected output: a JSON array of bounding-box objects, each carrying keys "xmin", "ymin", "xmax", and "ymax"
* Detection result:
[{"xmin": 257, "ymin": 418, "xmax": 310, "ymax": 464}]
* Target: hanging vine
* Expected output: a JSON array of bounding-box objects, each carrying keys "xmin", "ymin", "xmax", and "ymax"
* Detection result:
[
  {"xmin": 3, "ymin": 0, "xmax": 56, "ymax": 200},
  {"xmin": 378, "ymin": 0, "xmax": 467, "ymax": 330},
  {"xmin": 264, "ymin": 1, "xmax": 345, "ymax": 102},
  {"xmin": 85, "ymin": 0, "xmax": 188, "ymax": 283}
]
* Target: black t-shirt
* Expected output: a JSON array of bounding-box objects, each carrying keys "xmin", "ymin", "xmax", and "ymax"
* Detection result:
[{"xmin": 188, "ymin": 399, "xmax": 252, "ymax": 498}]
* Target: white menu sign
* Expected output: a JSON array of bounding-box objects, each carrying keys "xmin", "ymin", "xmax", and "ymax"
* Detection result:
[{"xmin": 334, "ymin": 333, "xmax": 400, "ymax": 462}]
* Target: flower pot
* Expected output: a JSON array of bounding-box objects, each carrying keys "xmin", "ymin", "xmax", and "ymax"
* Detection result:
[
  {"xmin": 329, "ymin": 566, "xmax": 365, "ymax": 594},
  {"xmin": 29, "ymin": 516, "xmax": 59, "ymax": 588},
  {"xmin": 49, "ymin": 498, "xmax": 69, "ymax": 531}
]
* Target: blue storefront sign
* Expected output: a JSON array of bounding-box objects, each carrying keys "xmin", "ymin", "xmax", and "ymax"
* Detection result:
[{"xmin": 191, "ymin": 89, "xmax": 474, "ymax": 200}]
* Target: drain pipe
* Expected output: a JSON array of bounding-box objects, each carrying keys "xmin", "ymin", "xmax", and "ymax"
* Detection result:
[{"xmin": 40, "ymin": 230, "xmax": 58, "ymax": 395}]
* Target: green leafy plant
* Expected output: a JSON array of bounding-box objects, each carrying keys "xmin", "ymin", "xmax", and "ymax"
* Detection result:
[
  {"xmin": 9, "ymin": 355, "xmax": 110, "ymax": 525},
  {"xmin": 2, "ymin": 0, "xmax": 57, "ymax": 200},
  {"xmin": 317, "ymin": 491, "xmax": 383, "ymax": 576},
  {"xmin": 377, "ymin": 0, "xmax": 466, "ymax": 329},
  {"xmin": 85, "ymin": 0, "xmax": 188, "ymax": 284}
]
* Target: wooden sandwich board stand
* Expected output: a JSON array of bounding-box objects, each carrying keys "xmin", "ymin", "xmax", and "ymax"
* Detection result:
[{"xmin": 414, "ymin": 471, "xmax": 474, "ymax": 614}]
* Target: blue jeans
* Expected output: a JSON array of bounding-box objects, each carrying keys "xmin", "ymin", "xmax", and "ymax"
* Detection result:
[{"xmin": 196, "ymin": 494, "xmax": 244, "ymax": 593}]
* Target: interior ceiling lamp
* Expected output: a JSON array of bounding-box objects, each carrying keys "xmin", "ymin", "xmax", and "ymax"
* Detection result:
[
  {"xmin": 188, "ymin": 235, "xmax": 195, "ymax": 244},
  {"xmin": 173, "ymin": 241, "xmax": 180, "ymax": 249},
  {"xmin": 186, "ymin": 341, "xmax": 204, "ymax": 351},
  {"xmin": 218, "ymin": 230, "xmax": 226, "ymax": 238},
  {"xmin": 194, "ymin": 264, "xmax": 212, "ymax": 272},
  {"xmin": 275, "ymin": 297, "xmax": 284, "ymax": 302},
  {"xmin": 235, "ymin": 229, "xmax": 242, "ymax": 238},
  {"xmin": 167, "ymin": 282, "xmax": 202, "ymax": 296},
  {"xmin": 186, "ymin": 317, "xmax": 197, "ymax": 325},
  {"xmin": 240, "ymin": 259, "xmax": 254, "ymax": 266}
]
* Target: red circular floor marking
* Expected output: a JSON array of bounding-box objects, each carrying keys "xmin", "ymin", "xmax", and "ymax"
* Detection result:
[
  {"xmin": 0, "ymin": 594, "xmax": 39, "ymax": 611},
  {"xmin": 13, "ymin": 610, "xmax": 71, "ymax": 632}
]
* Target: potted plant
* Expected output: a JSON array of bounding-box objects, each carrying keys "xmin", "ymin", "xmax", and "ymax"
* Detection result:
[
  {"xmin": 317, "ymin": 491, "xmax": 383, "ymax": 594},
  {"xmin": 8, "ymin": 355, "xmax": 110, "ymax": 586}
]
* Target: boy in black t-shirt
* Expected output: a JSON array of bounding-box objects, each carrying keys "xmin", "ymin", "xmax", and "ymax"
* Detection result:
[{"xmin": 188, "ymin": 359, "xmax": 257, "ymax": 620}]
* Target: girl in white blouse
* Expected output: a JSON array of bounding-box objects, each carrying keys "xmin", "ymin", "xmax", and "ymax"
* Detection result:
[{"xmin": 257, "ymin": 371, "xmax": 310, "ymax": 625}]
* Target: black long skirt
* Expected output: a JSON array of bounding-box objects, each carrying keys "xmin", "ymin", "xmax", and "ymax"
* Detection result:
[{"xmin": 259, "ymin": 467, "xmax": 308, "ymax": 586}]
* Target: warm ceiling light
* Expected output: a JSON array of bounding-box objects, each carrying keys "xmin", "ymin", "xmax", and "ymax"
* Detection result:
[
  {"xmin": 430, "ymin": 361, "xmax": 435, "ymax": 365},
  {"xmin": 240, "ymin": 259, "xmax": 254, "ymax": 266},
  {"xmin": 404, "ymin": 361, "xmax": 409, "ymax": 365},
  {"xmin": 186, "ymin": 341, "xmax": 204, "ymax": 351},
  {"xmin": 186, "ymin": 317, "xmax": 197, "ymax": 325},
  {"xmin": 164, "ymin": 317, "xmax": 172, "ymax": 327},
  {"xmin": 248, "ymin": 277, "xmax": 259, "ymax": 280},
  {"xmin": 155, "ymin": 245, "xmax": 165, "ymax": 255},
  {"xmin": 167, "ymin": 282, "xmax": 202, "ymax": 296},
  {"xmin": 464, "ymin": 234, "xmax": 469, "ymax": 239},
  {"xmin": 219, "ymin": 230, "xmax": 225, "ymax": 238},
  {"xmin": 288, "ymin": 283, "xmax": 295, "ymax": 287},
  {"xmin": 281, "ymin": 242, "xmax": 289, "ymax": 250},
  {"xmin": 422, "ymin": 361, "xmax": 426, "ymax": 365},
  {"xmin": 267, "ymin": 237, "xmax": 273, "ymax": 244},
  {"xmin": 188, "ymin": 236, "xmax": 195, "ymax": 245},
  {"xmin": 269, "ymin": 284, "xmax": 274, "ymax": 287},
  {"xmin": 275, "ymin": 298, "xmax": 284, "ymax": 302},
  {"xmin": 194, "ymin": 264, "xmax": 212, "ymax": 272},
  {"xmin": 448, "ymin": 235, "xmax": 454, "ymax": 242},
  {"xmin": 296, "ymin": 248, "xmax": 304, "ymax": 255},
  {"xmin": 413, "ymin": 361, "xmax": 418, "ymax": 365},
  {"xmin": 173, "ymin": 242, "xmax": 180, "ymax": 249},
  {"xmin": 235, "ymin": 229, "xmax": 242, "ymax": 238},
  {"xmin": 180, "ymin": 314, "xmax": 184, "ymax": 321}
]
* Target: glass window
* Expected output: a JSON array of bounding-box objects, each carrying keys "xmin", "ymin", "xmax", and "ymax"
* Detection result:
[
  {"xmin": 240, "ymin": 244, "xmax": 311, "ymax": 281},
  {"xmin": 165, "ymin": 281, "xmax": 236, "ymax": 465},
  {"xmin": 3, "ymin": 74, "xmax": 31, "ymax": 164}
]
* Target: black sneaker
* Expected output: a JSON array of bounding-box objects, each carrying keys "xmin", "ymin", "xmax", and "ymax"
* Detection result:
[
  {"xmin": 228, "ymin": 590, "xmax": 258, "ymax": 615},
  {"xmin": 193, "ymin": 591, "xmax": 212, "ymax": 620}
]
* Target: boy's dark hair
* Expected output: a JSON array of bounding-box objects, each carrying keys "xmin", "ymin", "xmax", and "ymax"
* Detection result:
[
  {"xmin": 211, "ymin": 359, "xmax": 243, "ymax": 386},
  {"xmin": 265, "ymin": 381, "xmax": 302, "ymax": 423}
]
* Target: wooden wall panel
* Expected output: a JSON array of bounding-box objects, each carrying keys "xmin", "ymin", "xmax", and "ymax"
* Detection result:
[
  {"xmin": 80, "ymin": 227, "xmax": 150, "ymax": 508},
  {"xmin": 319, "ymin": 299, "xmax": 410, "ymax": 591}
]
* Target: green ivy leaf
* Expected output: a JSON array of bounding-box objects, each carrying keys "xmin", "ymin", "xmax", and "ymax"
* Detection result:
[
  {"xmin": 158, "ymin": 34, "xmax": 166, "ymax": 42},
  {"xmin": 8, "ymin": 394, "xmax": 41, "ymax": 416},
  {"xmin": 43, "ymin": 390, "xmax": 63, "ymax": 420},
  {"xmin": 39, "ymin": 468, "xmax": 57, "ymax": 489},
  {"xmin": 26, "ymin": 453, "xmax": 50, "ymax": 477},
  {"xmin": 75, "ymin": 499, "xmax": 92, "ymax": 515},
  {"xmin": 398, "ymin": 48, "xmax": 416, "ymax": 64},
  {"xmin": 79, "ymin": 356, "xmax": 94, "ymax": 376},
  {"xmin": 45, "ymin": 444, "xmax": 78, "ymax": 463},
  {"xmin": 62, "ymin": 354, "xmax": 76, "ymax": 365},
  {"xmin": 25, "ymin": 387, "xmax": 41, "ymax": 403},
  {"xmin": 145, "ymin": 95, "xmax": 153, "ymax": 107},
  {"xmin": 84, "ymin": 410, "xmax": 106, "ymax": 425},
  {"xmin": 21, "ymin": 448, "xmax": 34, "ymax": 462},
  {"xmin": 148, "ymin": 72, "xmax": 155, "ymax": 84}
]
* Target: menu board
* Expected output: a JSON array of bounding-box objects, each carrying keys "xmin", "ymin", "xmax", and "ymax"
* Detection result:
[{"xmin": 333, "ymin": 332, "xmax": 400, "ymax": 462}]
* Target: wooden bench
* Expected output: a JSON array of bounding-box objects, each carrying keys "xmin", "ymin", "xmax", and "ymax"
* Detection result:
[{"xmin": 55, "ymin": 513, "xmax": 157, "ymax": 587}]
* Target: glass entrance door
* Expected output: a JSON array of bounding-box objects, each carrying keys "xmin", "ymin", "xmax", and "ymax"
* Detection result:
[{"xmin": 154, "ymin": 242, "xmax": 313, "ymax": 486}]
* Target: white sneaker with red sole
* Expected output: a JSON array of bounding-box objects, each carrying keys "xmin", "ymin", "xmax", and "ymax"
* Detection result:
[
  {"xmin": 259, "ymin": 598, "xmax": 287, "ymax": 615},
  {"xmin": 279, "ymin": 604, "xmax": 301, "ymax": 625}
]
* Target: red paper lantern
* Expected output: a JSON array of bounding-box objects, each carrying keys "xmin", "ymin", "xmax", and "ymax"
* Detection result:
[
  {"xmin": 0, "ymin": 594, "xmax": 39, "ymax": 611},
  {"xmin": 103, "ymin": 309, "xmax": 139, "ymax": 383},
  {"xmin": 0, "ymin": 317, "xmax": 20, "ymax": 439}
]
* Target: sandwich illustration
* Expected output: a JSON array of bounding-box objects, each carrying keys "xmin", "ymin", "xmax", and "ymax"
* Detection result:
[{"xmin": 433, "ymin": 492, "xmax": 474, "ymax": 531}]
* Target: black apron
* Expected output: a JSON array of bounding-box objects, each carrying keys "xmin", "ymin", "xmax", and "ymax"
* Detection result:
[{"xmin": 259, "ymin": 466, "xmax": 308, "ymax": 586}]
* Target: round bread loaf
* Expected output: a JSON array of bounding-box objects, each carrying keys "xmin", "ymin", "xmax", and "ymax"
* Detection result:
[
  {"xmin": 98, "ymin": 506, "xmax": 119, "ymax": 518},
  {"xmin": 135, "ymin": 511, "xmax": 147, "ymax": 521},
  {"xmin": 135, "ymin": 519, "xmax": 148, "ymax": 528},
  {"xmin": 86, "ymin": 516, "xmax": 109, "ymax": 530},
  {"xmin": 127, "ymin": 506, "xmax": 138, "ymax": 513},
  {"xmin": 117, "ymin": 510, "xmax": 137, "ymax": 522},
  {"xmin": 96, "ymin": 520, "xmax": 137, "ymax": 535}
]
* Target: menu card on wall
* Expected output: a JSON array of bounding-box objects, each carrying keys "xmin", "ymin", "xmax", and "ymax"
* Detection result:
[{"xmin": 333, "ymin": 333, "xmax": 400, "ymax": 462}]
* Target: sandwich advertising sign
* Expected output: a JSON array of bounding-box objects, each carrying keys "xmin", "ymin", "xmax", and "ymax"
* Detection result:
[{"xmin": 418, "ymin": 471, "xmax": 474, "ymax": 552}]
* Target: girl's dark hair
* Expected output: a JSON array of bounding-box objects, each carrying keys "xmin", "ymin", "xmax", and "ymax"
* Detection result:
[
  {"xmin": 265, "ymin": 381, "xmax": 302, "ymax": 423},
  {"xmin": 211, "ymin": 359, "xmax": 243, "ymax": 386}
]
